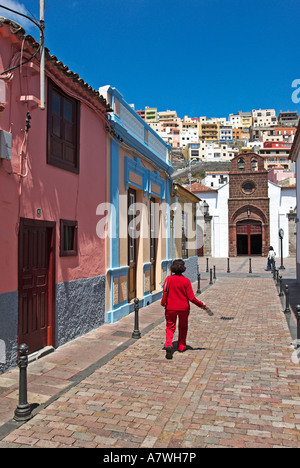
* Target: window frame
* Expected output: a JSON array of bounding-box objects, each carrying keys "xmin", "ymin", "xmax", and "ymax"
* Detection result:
[
  {"xmin": 242, "ymin": 181, "xmax": 256, "ymax": 195},
  {"xmin": 60, "ymin": 219, "xmax": 78, "ymax": 257},
  {"xmin": 47, "ymin": 80, "xmax": 80, "ymax": 174}
]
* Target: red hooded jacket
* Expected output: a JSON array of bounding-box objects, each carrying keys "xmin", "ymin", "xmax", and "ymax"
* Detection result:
[{"xmin": 161, "ymin": 274, "xmax": 205, "ymax": 312}]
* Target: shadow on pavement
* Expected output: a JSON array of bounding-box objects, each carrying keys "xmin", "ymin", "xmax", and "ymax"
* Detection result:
[{"xmin": 281, "ymin": 278, "xmax": 300, "ymax": 343}]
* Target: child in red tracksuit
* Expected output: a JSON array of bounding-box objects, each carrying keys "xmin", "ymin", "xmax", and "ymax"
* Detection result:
[{"xmin": 161, "ymin": 259, "xmax": 209, "ymax": 360}]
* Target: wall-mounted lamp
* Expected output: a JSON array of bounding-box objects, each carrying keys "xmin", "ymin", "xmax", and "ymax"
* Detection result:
[
  {"xmin": 202, "ymin": 201, "xmax": 209, "ymax": 216},
  {"xmin": 172, "ymin": 196, "xmax": 179, "ymax": 214},
  {"xmin": 247, "ymin": 209, "xmax": 251, "ymax": 218}
]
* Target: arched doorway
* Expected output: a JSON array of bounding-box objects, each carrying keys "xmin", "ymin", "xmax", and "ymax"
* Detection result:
[
  {"xmin": 236, "ymin": 220, "xmax": 262, "ymax": 256},
  {"xmin": 229, "ymin": 204, "xmax": 269, "ymax": 257}
]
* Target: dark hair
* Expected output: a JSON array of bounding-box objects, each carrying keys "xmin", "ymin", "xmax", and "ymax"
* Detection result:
[
  {"xmin": 269, "ymin": 246, "xmax": 274, "ymax": 250},
  {"xmin": 170, "ymin": 259, "xmax": 186, "ymax": 274}
]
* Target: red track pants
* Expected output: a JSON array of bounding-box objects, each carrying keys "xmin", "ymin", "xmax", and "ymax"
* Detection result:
[{"xmin": 165, "ymin": 310, "xmax": 190, "ymax": 352}]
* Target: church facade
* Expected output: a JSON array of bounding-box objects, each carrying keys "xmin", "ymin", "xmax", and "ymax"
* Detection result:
[
  {"xmin": 190, "ymin": 152, "xmax": 296, "ymax": 258},
  {"xmin": 228, "ymin": 153, "xmax": 270, "ymax": 257}
]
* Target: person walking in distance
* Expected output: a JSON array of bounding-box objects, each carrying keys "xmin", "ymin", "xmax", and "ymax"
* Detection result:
[
  {"xmin": 161, "ymin": 259, "xmax": 213, "ymax": 360},
  {"xmin": 265, "ymin": 246, "xmax": 277, "ymax": 271}
]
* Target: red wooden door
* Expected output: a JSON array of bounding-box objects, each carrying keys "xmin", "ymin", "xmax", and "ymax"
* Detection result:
[
  {"xmin": 236, "ymin": 222, "xmax": 262, "ymax": 256},
  {"xmin": 18, "ymin": 219, "xmax": 55, "ymax": 354}
]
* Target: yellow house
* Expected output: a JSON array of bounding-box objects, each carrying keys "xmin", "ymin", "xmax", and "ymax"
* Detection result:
[
  {"xmin": 170, "ymin": 184, "xmax": 201, "ymax": 281},
  {"xmin": 199, "ymin": 122, "xmax": 220, "ymax": 141},
  {"xmin": 240, "ymin": 115, "xmax": 253, "ymax": 127}
]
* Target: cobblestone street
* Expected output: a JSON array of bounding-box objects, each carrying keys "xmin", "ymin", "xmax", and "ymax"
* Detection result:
[{"xmin": 0, "ymin": 258, "xmax": 300, "ymax": 448}]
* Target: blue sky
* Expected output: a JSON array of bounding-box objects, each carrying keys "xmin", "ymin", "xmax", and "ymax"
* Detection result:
[{"xmin": 1, "ymin": 0, "xmax": 300, "ymax": 119}]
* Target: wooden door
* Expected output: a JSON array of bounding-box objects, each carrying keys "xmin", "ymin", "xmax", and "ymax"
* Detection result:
[
  {"xmin": 18, "ymin": 219, "xmax": 55, "ymax": 354},
  {"xmin": 150, "ymin": 198, "xmax": 156, "ymax": 292},
  {"xmin": 236, "ymin": 222, "xmax": 262, "ymax": 256},
  {"xmin": 128, "ymin": 189, "xmax": 137, "ymax": 301}
]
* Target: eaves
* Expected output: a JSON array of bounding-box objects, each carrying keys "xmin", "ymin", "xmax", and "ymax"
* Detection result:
[{"xmin": 110, "ymin": 117, "xmax": 174, "ymax": 177}]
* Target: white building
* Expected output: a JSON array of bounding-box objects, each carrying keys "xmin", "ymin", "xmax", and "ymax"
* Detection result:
[
  {"xmin": 290, "ymin": 124, "xmax": 300, "ymax": 281},
  {"xmin": 180, "ymin": 128, "xmax": 200, "ymax": 147},
  {"xmin": 229, "ymin": 113, "xmax": 241, "ymax": 128},
  {"xmin": 252, "ymin": 109, "xmax": 277, "ymax": 127},
  {"xmin": 206, "ymin": 142, "xmax": 239, "ymax": 162},
  {"xmin": 190, "ymin": 181, "xmax": 296, "ymax": 258},
  {"xmin": 204, "ymin": 171, "xmax": 229, "ymax": 189},
  {"xmin": 193, "ymin": 183, "xmax": 229, "ymax": 257},
  {"xmin": 199, "ymin": 116, "xmax": 227, "ymax": 125},
  {"xmin": 219, "ymin": 125, "xmax": 233, "ymax": 141}
]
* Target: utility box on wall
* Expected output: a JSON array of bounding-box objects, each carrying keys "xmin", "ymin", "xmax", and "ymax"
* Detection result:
[{"xmin": 0, "ymin": 130, "xmax": 12, "ymax": 160}]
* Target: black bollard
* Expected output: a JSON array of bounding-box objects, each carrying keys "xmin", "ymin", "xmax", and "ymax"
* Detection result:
[
  {"xmin": 227, "ymin": 258, "xmax": 230, "ymax": 273},
  {"xmin": 206, "ymin": 258, "xmax": 209, "ymax": 273},
  {"xmin": 213, "ymin": 265, "xmax": 216, "ymax": 280},
  {"xmin": 278, "ymin": 275, "xmax": 283, "ymax": 297},
  {"xmin": 295, "ymin": 305, "xmax": 300, "ymax": 349},
  {"xmin": 276, "ymin": 270, "xmax": 279, "ymax": 285},
  {"xmin": 284, "ymin": 285, "xmax": 290, "ymax": 314},
  {"xmin": 197, "ymin": 272, "xmax": 201, "ymax": 294},
  {"xmin": 14, "ymin": 344, "xmax": 32, "ymax": 422},
  {"xmin": 209, "ymin": 268, "xmax": 213, "ymax": 285},
  {"xmin": 273, "ymin": 267, "xmax": 276, "ymax": 281},
  {"xmin": 132, "ymin": 298, "xmax": 141, "ymax": 339},
  {"xmin": 249, "ymin": 258, "xmax": 252, "ymax": 274}
]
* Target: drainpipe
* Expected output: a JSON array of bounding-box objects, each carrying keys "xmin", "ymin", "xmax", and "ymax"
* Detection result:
[{"xmin": 39, "ymin": 0, "xmax": 45, "ymax": 110}]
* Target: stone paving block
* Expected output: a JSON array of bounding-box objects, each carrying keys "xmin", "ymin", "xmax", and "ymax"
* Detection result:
[{"xmin": 1, "ymin": 274, "xmax": 300, "ymax": 448}]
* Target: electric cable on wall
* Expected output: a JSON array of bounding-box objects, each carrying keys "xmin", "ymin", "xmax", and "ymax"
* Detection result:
[{"xmin": 0, "ymin": 4, "xmax": 44, "ymax": 75}]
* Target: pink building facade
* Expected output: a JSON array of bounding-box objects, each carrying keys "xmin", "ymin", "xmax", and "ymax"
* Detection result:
[
  {"xmin": 267, "ymin": 166, "xmax": 295, "ymax": 184},
  {"xmin": 0, "ymin": 18, "xmax": 110, "ymax": 371}
]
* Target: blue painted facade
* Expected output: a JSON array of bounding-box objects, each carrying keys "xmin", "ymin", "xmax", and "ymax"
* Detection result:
[{"xmin": 100, "ymin": 86, "xmax": 174, "ymax": 323}]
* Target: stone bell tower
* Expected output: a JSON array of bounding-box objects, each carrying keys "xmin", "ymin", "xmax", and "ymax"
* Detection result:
[{"xmin": 228, "ymin": 152, "xmax": 270, "ymax": 257}]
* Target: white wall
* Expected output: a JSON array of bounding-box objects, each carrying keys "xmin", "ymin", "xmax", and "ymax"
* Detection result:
[
  {"xmin": 280, "ymin": 188, "xmax": 296, "ymax": 258},
  {"xmin": 204, "ymin": 173, "xmax": 229, "ymax": 189},
  {"xmin": 268, "ymin": 182, "xmax": 296, "ymax": 258},
  {"xmin": 215, "ymin": 183, "xmax": 229, "ymax": 257},
  {"xmin": 195, "ymin": 182, "xmax": 295, "ymax": 259},
  {"xmin": 268, "ymin": 182, "xmax": 281, "ymax": 256},
  {"xmin": 195, "ymin": 186, "xmax": 229, "ymax": 258},
  {"xmin": 297, "ymin": 158, "xmax": 300, "ymax": 268}
]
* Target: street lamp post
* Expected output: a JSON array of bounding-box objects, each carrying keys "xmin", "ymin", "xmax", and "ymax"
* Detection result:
[{"xmin": 279, "ymin": 228, "xmax": 285, "ymax": 270}]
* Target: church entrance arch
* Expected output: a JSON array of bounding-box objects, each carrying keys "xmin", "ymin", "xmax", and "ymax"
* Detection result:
[
  {"xmin": 229, "ymin": 203, "xmax": 269, "ymax": 257},
  {"xmin": 236, "ymin": 220, "xmax": 262, "ymax": 256}
]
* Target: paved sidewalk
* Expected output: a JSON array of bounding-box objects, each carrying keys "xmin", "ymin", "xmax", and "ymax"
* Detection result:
[{"xmin": 0, "ymin": 260, "xmax": 300, "ymax": 448}]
